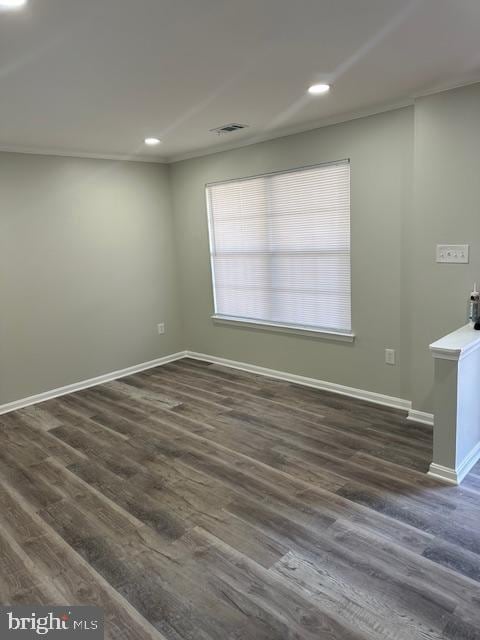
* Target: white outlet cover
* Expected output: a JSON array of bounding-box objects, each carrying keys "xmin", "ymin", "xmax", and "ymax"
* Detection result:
[
  {"xmin": 385, "ymin": 349, "xmax": 396, "ymax": 365},
  {"xmin": 157, "ymin": 323, "xmax": 165, "ymax": 335},
  {"xmin": 436, "ymin": 244, "xmax": 469, "ymax": 264}
]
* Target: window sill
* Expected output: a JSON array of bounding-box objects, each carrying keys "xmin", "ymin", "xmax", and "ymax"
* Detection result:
[{"xmin": 211, "ymin": 315, "xmax": 355, "ymax": 343}]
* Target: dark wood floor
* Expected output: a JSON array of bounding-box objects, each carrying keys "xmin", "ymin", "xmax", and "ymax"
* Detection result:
[{"xmin": 1, "ymin": 358, "xmax": 480, "ymax": 639}]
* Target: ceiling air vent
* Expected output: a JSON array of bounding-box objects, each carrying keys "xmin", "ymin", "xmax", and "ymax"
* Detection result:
[{"xmin": 210, "ymin": 123, "xmax": 248, "ymax": 135}]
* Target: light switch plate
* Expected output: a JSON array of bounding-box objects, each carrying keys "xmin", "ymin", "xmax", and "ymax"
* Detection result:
[{"xmin": 436, "ymin": 244, "xmax": 469, "ymax": 264}]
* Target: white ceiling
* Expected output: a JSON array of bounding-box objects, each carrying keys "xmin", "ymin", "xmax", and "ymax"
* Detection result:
[{"xmin": 0, "ymin": 0, "xmax": 480, "ymax": 162}]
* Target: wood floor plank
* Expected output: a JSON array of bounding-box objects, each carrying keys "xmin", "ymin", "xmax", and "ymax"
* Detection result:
[
  {"xmin": 1, "ymin": 357, "xmax": 479, "ymax": 639},
  {"xmin": 336, "ymin": 480, "xmax": 480, "ymax": 555},
  {"xmin": 272, "ymin": 549, "xmax": 447, "ymax": 640},
  {"xmin": 0, "ymin": 483, "xmax": 168, "ymax": 639},
  {"xmin": 192, "ymin": 527, "xmax": 369, "ymax": 640}
]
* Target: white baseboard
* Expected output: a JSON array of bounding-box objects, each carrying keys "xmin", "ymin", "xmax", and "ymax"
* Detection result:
[
  {"xmin": 428, "ymin": 440, "xmax": 480, "ymax": 484},
  {"xmin": 185, "ymin": 351, "xmax": 411, "ymax": 412},
  {"xmin": 407, "ymin": 409, "xmax": 434, "ymax": 426},
  {"xmin": 0, "ymin": 348, "xmax": 422, "ymax": 422},
  {"xmin": 0, "ymin": 351, "xmax": 188, "ymax": 416},
  {"xmin": 457, "ymin": 441, "xmax": 480, "ymax": 482},
  {"xmin": 428, "ymin": 463, "xmax": 458, "ymax": 484},
  {"xmin": 5, "ymin": 345, "xmax": 478, "ymax": 483}
]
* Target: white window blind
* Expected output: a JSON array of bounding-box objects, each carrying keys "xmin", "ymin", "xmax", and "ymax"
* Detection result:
[{"xmin": 206, "ymin": 160, "xmax": 351, "ymax": 334}]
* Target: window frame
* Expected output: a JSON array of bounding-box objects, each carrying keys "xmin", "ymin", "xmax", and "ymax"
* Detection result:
[{"xmin": 205, "ymin": 160, "xmax": 354, "ymax": 342}]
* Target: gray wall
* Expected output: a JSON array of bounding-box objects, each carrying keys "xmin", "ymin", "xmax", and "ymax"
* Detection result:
[
  {"xmin": 411, "ymin": 83, "xmax": 480, "ymax": 412},
  {"xmin": 0, "ymin": 153, "xmax": 183, "ymax": 404},
  {"xmin": 3, "ymin": 81, "xmax": 479, "ymax": 412},
  {"xmin": 170, "ymin": 83, "xmax": 480, "ymax": 414},
  {"xmin": 170, "ymin": 107, "xmax": 414, "ymax": 401}
]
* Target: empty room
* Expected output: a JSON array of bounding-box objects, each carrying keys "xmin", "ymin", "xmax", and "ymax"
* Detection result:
[{"xmin": 1, "ymin": 0, "xmax": 480, "ymax": 638}]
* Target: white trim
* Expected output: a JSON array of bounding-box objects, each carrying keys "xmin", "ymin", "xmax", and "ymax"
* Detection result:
[
  {"xmin": 0, "ymin": 145, "xmax": 167, "ymax": 164},
  {"xmin": 428, "ymin": 441, "xmax": 480, "ymax": 484},
  {"xmin": 407, "ymin": 409, "xmax": 434, "ymax": 426},
  {"xmin": 2, "ymin": 80, "xmax": 480, "ymax": 167},
  {"xmin": 185, "ymin": 351, "xmax": 410, "ymax": 411},
  {"xmin": 169, "ymin": 78, "xmax": 480, "ymax": 163},
  {"xmin": 0, "ymin": 348, "xmax": 426, "ymax": 431},
  {"xmin": 0, "ymin": 351, "xmax": 187, "ymax": 416},
  {"xmin": 169, "ymin": 100, "xmax": 414, "ymax": 163},
  {"xmin": 428, "ymin": 463, "xmax": 459, "ymax": 484},
  {"xmin": 430, "ymin": 351, "xmax": 461, "ymax": 362},
  {"xmin": 414, "ymin": 73, "xmax": 480, "ymax": 99},
  {"xmin": 429, "ymin": 324, "xmax": 480, "ymax": 362},
  {"xmin": 456, "ymin": 440, "xmax": 480, "ymax": 483},
  {"xmin": 211, "ymin": 315, "xmax": 355, "ymax": 342},
  {"xmin": 0, "ymin": 102, "xmax": 410, "ymax": 166}
]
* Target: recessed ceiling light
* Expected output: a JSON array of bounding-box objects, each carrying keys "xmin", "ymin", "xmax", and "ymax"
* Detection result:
[
  {"xmin": 308, "ymin": 83, "xmax": 331, "ymax": 96},
  {"xmin": 144, "ymin": 137, "xmax": 161, "ymax": 146},
  {"xmin": 0, "ymin": 0, "xmax": 28, "ymax": 9}
]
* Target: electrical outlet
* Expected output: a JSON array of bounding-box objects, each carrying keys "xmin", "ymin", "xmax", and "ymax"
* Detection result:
[
  {"xmin": 157, "ymin": 322, "xmax": 165, "ymax": 335},
  {"xmin": 385, "ymin": 348, "xmax": 396, "ymax": 365},
  {"xmin": 436, "ymin": 244, "xmax": 469, "ymax": 264}
]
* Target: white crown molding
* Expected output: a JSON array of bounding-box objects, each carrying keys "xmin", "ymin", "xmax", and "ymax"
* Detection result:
[
  {"xmin": 168, "ymin": 99, "xmax": 414, "ymax": 164},
  {"xmin": 0, "ymin": 145, "xmax": 167, "ymax": 164},
  {"xmin": 407, "ymin": 409, "xmax": 434, "ymax": 426},
  {"xmin": 185, "ymin": 351, "xmax": 411, "ymax": 411},
  {"xmin": 0, "ymin": 101, "xmax": 413, "ymax": 166},
  {"xmin": 0, "ymin": 351, "xmax": 187, "ymax": 416},
  {"xmin": 164, "ymin": 76, "xmax": 480, "ymax": 163},
  {"xmin": 413, "ymin": 73, "xmax": 480, "ymax": 100},
  {"xmin": 1, "ymin": 78, "xmax": 479, "ymax": 166},
  {"xmin": 428, "ymin": 440, "xmax": 480, "ymax": 485}
]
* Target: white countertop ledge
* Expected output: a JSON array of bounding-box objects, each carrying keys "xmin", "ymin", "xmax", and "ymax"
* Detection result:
[{"xmin": 430, "ymin": 324, "xmax": 480, "ymax": 361}]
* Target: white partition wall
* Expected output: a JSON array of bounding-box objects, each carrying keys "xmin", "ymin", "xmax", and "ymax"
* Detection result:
[{"xmin": 429, "ymin": 325, "xmax": 480, "ymax": 484}]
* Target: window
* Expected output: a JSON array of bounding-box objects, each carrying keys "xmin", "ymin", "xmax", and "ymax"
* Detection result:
[{"xmin": 206, "ymin": 160, "xmax": 351, "ymax": 337}]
